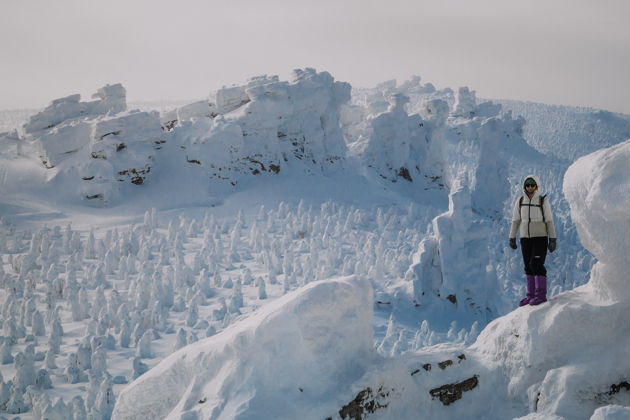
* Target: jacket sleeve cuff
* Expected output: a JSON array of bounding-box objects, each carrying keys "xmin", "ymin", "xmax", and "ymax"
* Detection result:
[
  {"xmin": 509, "ymin": 221, "xmax": 520, "ymax": 239},
  {"xmin": 546, "ymin": 222, "xmax": 557, "ymax": 238}
]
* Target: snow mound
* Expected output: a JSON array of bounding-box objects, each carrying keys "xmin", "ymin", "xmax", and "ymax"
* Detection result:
[
  {"xmin": 471, "ymin": 139, "xmax": 630, "ymax": 419},
  {"xmin": 590, "ymin": 405, "xmax": 630, "ymax": 420},
  {"xmin": 564, "ymin": 139, "xmax": 630, "ymax": 270},
  {"xmin": 112, "ymin": 276, "xmax": 374, "ymax": 420}
]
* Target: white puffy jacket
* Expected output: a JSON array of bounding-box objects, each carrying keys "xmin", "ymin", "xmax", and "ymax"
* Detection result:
[{"xmin": 509, "ymin": 174, "xmax": 557, "ymax": 239}]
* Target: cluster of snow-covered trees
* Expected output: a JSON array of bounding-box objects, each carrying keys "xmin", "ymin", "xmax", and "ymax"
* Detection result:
[{"xmin": 0, "ymin": 200, "xmax": 463, "ymax": 418}]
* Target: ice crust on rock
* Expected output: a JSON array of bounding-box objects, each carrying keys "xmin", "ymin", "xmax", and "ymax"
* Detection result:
[{"xmin": 112, "ymin": 276, "xmax": 374, "ymax": 420}]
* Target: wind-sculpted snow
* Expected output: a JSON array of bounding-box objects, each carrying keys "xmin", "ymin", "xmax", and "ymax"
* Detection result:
[{"xmin": 113, "ymin": 276, "xmax": 374, "ymax": 420}]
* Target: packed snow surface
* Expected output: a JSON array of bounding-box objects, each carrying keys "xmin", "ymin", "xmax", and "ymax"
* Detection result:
[{"xmin": 1, "ymin": 69, "xmax": 630, "ymax": 419}]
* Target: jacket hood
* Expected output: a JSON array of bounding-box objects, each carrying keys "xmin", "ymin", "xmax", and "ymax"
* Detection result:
[{"xmin": 522, "ymin": 174, "xmax": 543, "ymax": 195}]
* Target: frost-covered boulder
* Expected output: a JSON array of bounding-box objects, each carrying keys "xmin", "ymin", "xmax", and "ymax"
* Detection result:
[
  {"xmin": 471, "ymin": 139, "xmax": 630, "ymax": 419},
  {"xmin": 19, "ymin": 84, "xmax": 164, "ymax": 204},
  {"xmin": 23, "ymin": 85, "xmax": 127, "ymax": 167},
  {"xmin": 113, "ymin": 276, "xmax": 374, "ymax": 420}
]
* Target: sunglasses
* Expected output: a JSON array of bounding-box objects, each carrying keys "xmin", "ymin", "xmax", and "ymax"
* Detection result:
[{"xmin": 525, "ymin": 183, "xmax": 537, "ymax": 187}]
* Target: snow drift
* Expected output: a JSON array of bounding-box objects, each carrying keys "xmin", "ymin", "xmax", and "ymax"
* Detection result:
[{"xmin": 112, "ymin": 276, "xmax": 374, "ymax": 420}]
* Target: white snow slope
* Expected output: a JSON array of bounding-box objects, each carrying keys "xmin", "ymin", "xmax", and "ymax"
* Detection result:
[{"xmin": 1, "ymin": 69, "xmax": 629, "ymax": 419}]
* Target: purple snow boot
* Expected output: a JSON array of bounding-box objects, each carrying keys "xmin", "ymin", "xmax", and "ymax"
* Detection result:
[
  {"xmin": 529, "ymin": 276, "xmax": 548, "ymax": 305},
  {"xmin": 519, "ymin": 275, "xmax": 536, "ymax": 306}
]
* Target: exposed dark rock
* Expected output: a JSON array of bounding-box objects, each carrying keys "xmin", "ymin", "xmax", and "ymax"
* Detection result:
[
  {"xmin": 247, "ymin": 158, "xmax": 267, "ymax": 172},
  {"xmin": 116, "ymin": 143, "xmax": 126, "ymax": 152},
  {"xmin": 457, "ymin": 354, "xmax": 466, "ymax": 362},
  {"xmin": 131, "ymin": 176, "xmax": 144, "ymax": 185},
  {"xmin": 269, "ymin": 164, "xmax": 280, "ymax": 174},
  {"xmin": 608, "ymin": 380, "xmax": 630, "ymax": 396},
  {"xmin": 99, "ymin": 130, "xmax": 121, "ymax": 140},
  {"xmin": 423, "ymin": 363, "xmax": 432, "ymax": 371},
  {"xmin": 398, "ymin": 167, "xmax": 413, "ymax": 182},
  {"xmin": 91, "ymin": 151, "xmax": 107, "ymax": 160},
  {"xmin": 411, "ymin": 369, "xmax": 421, "ymax": 376},
  {"xmin": 438, "ymin": 360, "xmax": 453, "ymax": 370},
  {"xmin": 446, "ymin": 294, "xmax": 457, "ymax": 304},
  {"xmin": 86, "ymin": 194, "xmax": 103, "ymax": 200},
  {"xmin": 339, "ymin": 386, "xmax": 392, "ymax": 420},
  {"xmin": 162, "ymin": 120, "xmax": 178, "ymax": 131},
  {"xmin": 40, "ymin": 156, "xmax": 55, "ymax": 169},
  {"xmin": 186, "ymin": 156, "xmax": 201, "ymax": 165},
  {"xmin": 82, "ymin": 176, "xmax": 95, "ymax": 181},
  {"xmin": 429, "ymin": 375, "xmax": 479, "ymax": 406}
]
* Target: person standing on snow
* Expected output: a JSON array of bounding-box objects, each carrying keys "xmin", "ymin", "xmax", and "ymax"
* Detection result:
[{"xmin": 509, "ymin": 175, "xmax": 557, "ymax": 306}]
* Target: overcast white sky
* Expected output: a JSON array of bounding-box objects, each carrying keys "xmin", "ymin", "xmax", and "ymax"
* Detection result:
[{"xmin": 1, "ymin": 0, "xmax": 629, "ymax": 113}]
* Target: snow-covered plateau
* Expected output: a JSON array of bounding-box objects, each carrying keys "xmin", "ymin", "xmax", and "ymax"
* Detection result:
[{"xmin": 0, "ymin": 68, "xmax": 629, "ymax": 420}]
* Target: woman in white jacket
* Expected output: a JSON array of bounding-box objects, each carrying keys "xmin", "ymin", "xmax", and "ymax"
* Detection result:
[{"xmin": 509, "ymin": 174, "xmax": 557, "ymax": 306}]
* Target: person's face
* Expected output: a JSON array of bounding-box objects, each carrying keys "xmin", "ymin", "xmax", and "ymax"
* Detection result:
[{"xmin": 525, "ymin": 183, "xmax": 537, "ymax": 193}]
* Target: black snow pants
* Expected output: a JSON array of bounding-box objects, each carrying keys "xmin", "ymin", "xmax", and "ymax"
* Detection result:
[{"xmin": 520, "ymin": 237, "xmax": 548, "ymax": 276}]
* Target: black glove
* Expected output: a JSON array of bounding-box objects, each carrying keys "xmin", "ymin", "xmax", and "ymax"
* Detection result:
[
  {"xmin": 509, "ymin": 238, "xmax": 517, "ymax": 250},
  {"xmin": 548, "ymin": 238, "xmax": 557, "ymax": 253}
]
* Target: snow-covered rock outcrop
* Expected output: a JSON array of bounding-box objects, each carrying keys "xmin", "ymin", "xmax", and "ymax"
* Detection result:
[
  {"xmin": 172, "ymin": 68, "xmax": 350, "ymax": 187},
  {"xmin": 113, "ymin": 276, "xmax": 374, "ymax": 420},
  {"xmin": 345, "ymin": 77, "xmax": 539, "ymax": 219},
  {"xmin": 19, "ymin": 84, "xmax": 164, "ymax": 204},
  {"xmin": 471, "ymin": 138, "xmax": 630, "ymax": 419},
  {"xmin": 11, "ymin": 69, "xmax": 351, "ymax": 204}
]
